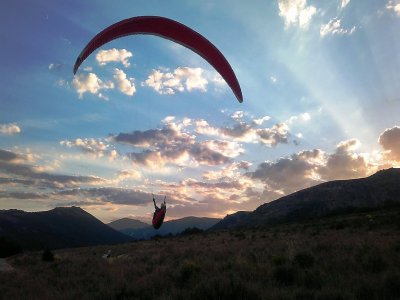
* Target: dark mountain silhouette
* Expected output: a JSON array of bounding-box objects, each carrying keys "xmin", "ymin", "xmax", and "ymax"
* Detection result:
[
  {"xmin": 108, "ymin": 218, "xmax": 149, "ymax": 231},
  {"xmin": 120, "ymin": 216, "xmax": 220, "ymax": 239},
  {"xmin": 0, "ymin": 206, "xmax": 132, "ymax": 250},
  {"xmin": 213, "ymin": 168, "xmax": 400, "ymax": 230}
]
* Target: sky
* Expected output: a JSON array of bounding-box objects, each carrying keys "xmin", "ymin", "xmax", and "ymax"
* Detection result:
[{"xmin": 1, "ymin": 0, "xmax": 400, "ymax": 223}]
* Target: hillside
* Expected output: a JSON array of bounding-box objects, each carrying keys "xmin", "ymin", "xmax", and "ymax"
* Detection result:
[
  {"xmin": 0, "ymin": 207, "xmax": 132, "ymax": 251},
  {"xmin": 1, "ymin": 207, "xmax": 399, "ymax": 299},
  {"xmin": 121, "ymin": 216, "xmax": 220, "ymax": 239},
  {"xmin": 108, "ymin": 218, "xmax": 149, "ymax": 231},
  {"xmin": 213, "ymin": 168, "xmax": 400, "ymax": 230}
]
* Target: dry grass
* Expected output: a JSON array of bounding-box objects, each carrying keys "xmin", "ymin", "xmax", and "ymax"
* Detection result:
[{"xmin": 1, "ymin": 208, "xmax": 400, "ymax": 300}]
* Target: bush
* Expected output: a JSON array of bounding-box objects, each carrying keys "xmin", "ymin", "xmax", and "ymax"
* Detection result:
[
  {"xmin": 175, "ymin": 260, "xmax": 201, "ymax": 287},
  {"xmin": 42, "ymin": 248, "xmax": 54, "ymax": 262},
  {"xmin": 180, "ymin": 227, "xmax": 204, "ymax": 235},
  {"xmin": 190, "ymin": 277, "xmax": 261, "ymax": 300},
  {"xmin": 361, "ymin": 253, "xmax": 387, "ymax": 273},
  {"xmin": 273, "ymin": 266, "xmax": 296, "ymax": 286},
  {"xmin": 294, "ymin": 252, "xmax": 315, "ymax": 269},
  {"xmin": 382, "ymin": 272, "xmax": 400, "ymax": 299},
  {"xmin": 271, "ymin": 255, "xmax": 288, "ymax": 266},
  {"xmin": 0, "ymin": 237, "xmax": 22, "ymax": 258}
]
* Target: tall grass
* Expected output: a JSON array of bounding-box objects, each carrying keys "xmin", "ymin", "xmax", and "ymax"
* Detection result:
[{"xmin": 1, "ymin": 208, "xmax": 400, "ymax": 299}]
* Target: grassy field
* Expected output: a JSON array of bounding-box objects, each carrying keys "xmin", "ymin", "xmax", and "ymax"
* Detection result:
[{"xmin": 1, "ymin": 208, "xmax": 400, "ymax": 300}]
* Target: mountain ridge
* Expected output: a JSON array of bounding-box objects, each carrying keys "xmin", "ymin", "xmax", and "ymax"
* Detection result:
[
  {"xmin": 0, "ymin": 206, "xmax": 132, "ymax": 250},
  {"xmin": 212, "ymin": 168, "xmax": 400, "ymax": 230}
]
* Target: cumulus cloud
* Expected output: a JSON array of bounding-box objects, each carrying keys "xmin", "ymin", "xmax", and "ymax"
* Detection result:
[
  {"xmin": 386, "ymin": 0, "xmax": 400, "ymax": 16},
  {"xmin": 55, "ymin": 187, "xmax": 151, "ymax": 206},
  {"xmin": 278, "ymin": 0, "xmax": 317, "ymax": 29},
  {"xmin": 0, "ymin": 148, "xmax": 105, "ymax": 190},
  {"xmin": 113, "ymin": 117, "xmax": 244, "ymax": 168},
  {"xmin": 113, "ymin": 68, "xmax": 136, "ymax": 96},
  {"xmin": 72, "ymin": 73, "xmax": 114, "ymax": 99},
  {"xmin": 379, "ymin": 126, "xmax": 400, "ymax": 161},
  {"xmin": 250, "ymin": 139, "xmax": 372, "ymax": 199},
  {"xmin": 95, "ymin": 48, "xmax": 133, "ymax": 67},
  {"xmin": 144, "ymin": 67, "xmax": 208, "ymax": 95},
  {"xmin": 318, "ymin": 139, "xmax": 369, "ymax": 181},
  {"xmin": 60, "ymin": 138, "xmax": 117, "ymax": 159},
  {"xmin": 202, "ymin": 161, "xmax": 252, "ymax": 181},
  {"xmin": 0, "ymin": 123, "xmax": 21, "ymax": 135},
  {"xmin": 320, "ymin": 18, "xmax": 356, "ymax": 37},
  {"xmin": 194, "ymin": 113, "xmax": 304, "ymax": 146},
  {"xmin": 115, "ymin": 169, "xmax": 142, "ymax": 182}
]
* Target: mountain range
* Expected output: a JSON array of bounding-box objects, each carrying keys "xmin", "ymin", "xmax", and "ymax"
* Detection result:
[
  {"xmin": 212, "ymin": 168, "xmax": 400, "ymax": 230},
  {"xmin": 113, "ymin": 216, "xmax": 221, "ymax": 239},
  {"xmin": 0, "ymin": 206, "xmax": 132, "ymax": 250},
  {"xmin": 1, "ymin": 168, "xmax": 399, "ymax": 252}
]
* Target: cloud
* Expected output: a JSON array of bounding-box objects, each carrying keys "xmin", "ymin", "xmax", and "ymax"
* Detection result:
[
  {"xmin": 0, "ymin": 123, "xmax": 21, "ymax": 135},
  {"xmin": 55, "ymin": 187, "xmax": 151, "ymax": 206},
  {"xmin": 386, "ymin": 0, "xmax": 400, "ymax": 16},
  {"xmin": 0, "ymin": 191, "xmax": 47, "ymax": 200},
  {"xmin": 320, "ymin": 18, "xmax": 356, "ymax": 37},
  {"xmin": 72, "ymin": 73, "xmax": 114, "ymax": 99},
  {"xmin": 60, "ymin": 138, "xmax": 117, "ymax": 159},
  {"xmin": 48, "ymin": 63, "xmax": 62, "ymax": 71},
  {"xmin": 379, "ymin": 126, "xmax": 400, "ymax": 161},
  {"xmin": 251, "ymin": 150, "xmax": 321, "ymax": 195},
  {"xmin": 195, "ymin": 117, "xmax": 292, "ymax": 146},
  {"xmin": 115, "ymin": 169, "xmax": 142, "ymax": 182},
  {"xmin": 250, "ymin": 139, "xmax": 372, "ymax": 199},
  {"xmin": 143, "ymin": 67, "xmax": 208, "ymax": 95},
  {"xmin": 113, "ymin": 117, "xmax": 240, "ymax": 167},
  {"xmin": 318, "ymin": 139, "xmax": 370, "ymax": 181},
  {"xmin": 95, "ymin": 48, "xmax": 133, "ymax": 67},
  {"xmin": 340, "ymin": 0, "xmax": 350, "ymax": 9},
  {"xmin": 0, "ymin": 148, "xmax": 105, "ymax": 190},
  {"xmin": 202, "ymin": 161, "xmax": 252, "ymax": 181},
  {"xmin": 278, "ymin": 0, "xmax": 317, "ymax": 29},
  {"xmin": 113, "ymin": 68, "xmax": 136, "ymax": 96},
  {"xmin": 155, "ymin": 175, "xmax": 262, "ymax": 218}
]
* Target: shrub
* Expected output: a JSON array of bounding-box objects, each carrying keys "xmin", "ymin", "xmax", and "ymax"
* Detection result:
[
  {"xmin": 175, "ymin": 260, "xmax": 201, "ymax": 287},
  {"xmin": 295, "ymin": 290, "xmax": 315, "ymax": 300},
  {"xmin": 180, "ymin": 227, "xmax": 204, "ymax": 235},
  {"xmin": 382, "ymin": 272, "xmax": 400, "ymax": 299},
  {"xmin": 361, "ymin": 253, "xmax": 387, "ymax": 273},
  {"xmin": 271, "ymin": 255, "xmax": 288, "ymax": 266},
  {"xmin": 0, "ymin": 237, "xmax": 22, "ymax": 258},
  {"xmin": 273, "ymin": 266, "xmax": 296, "ymax": 286},
  {"xmin": 294, "ymin": 252, "xmax": 315, "ymax": 269},
  {"xmin": 190, "ymin": 277, "xmax": 261, "ymax": 300},
  {"xmin": 301, "ymin": 270, "xmax": 322, "ymax": 289},
  {"xmin": 42, "ymin": 248, "xmax": 54, "ymax": 262}
]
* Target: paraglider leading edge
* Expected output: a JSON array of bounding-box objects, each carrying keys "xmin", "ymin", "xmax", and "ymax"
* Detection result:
[{"xmin": 73, "ymin": 16, "xmax": 243, "ymax": 103}]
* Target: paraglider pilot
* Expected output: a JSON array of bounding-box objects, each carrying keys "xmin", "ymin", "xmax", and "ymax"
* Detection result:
[{"xmin": 152, "ymin": 194, "xmax": 166, "ymax": 229}]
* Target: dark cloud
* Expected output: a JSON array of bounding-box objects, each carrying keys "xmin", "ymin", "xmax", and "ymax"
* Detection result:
[
  {"xmin": 0, "ymin": 149, "xmax": 20, "ymax": 162},
  {"xmin": 0, "ymin": 191, "xmax": 47, "ymax": 200},
  {"xmin": 250, "ymin": 140, "xmax": 371, "ymax": 201},
  {"xmin": 114, "ymin": 127, "xmax": 192, "ymax": 147},
  {"xmin": 0, "ymin": 148, "xmax": 105, "ymax": 190},
  {"xmin": 116, "ymin": 124, "xmax": 231, "ymax": 167},
  {"xmin": 379, "ymin": 126, "xmax": 400, "ymax": 161},
  {"xmin": 54, "ymin": 187, "xmax": 180, "ymax": 206},
  {"xmin": 251, "ymin": 151, "xmax": 318, "ymax": 194}
]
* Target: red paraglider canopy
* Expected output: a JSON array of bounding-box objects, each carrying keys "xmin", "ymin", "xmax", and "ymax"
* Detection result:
[
  {"xmin": 152, "ymin": 207, "xmax": 166, "ymax": 229},
  {"xmin": 73, "ymin": 16, "xmax": 243, "ymax": 103}
]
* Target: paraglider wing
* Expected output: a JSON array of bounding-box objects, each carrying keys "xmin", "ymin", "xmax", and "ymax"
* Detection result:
[
  {"xmin": 73, "ymin": 16, "xmax": 243, "ymax": 102},
  {"xmin": 152, "ymin": 207, "xmax": 166, "ymax": 229}
]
